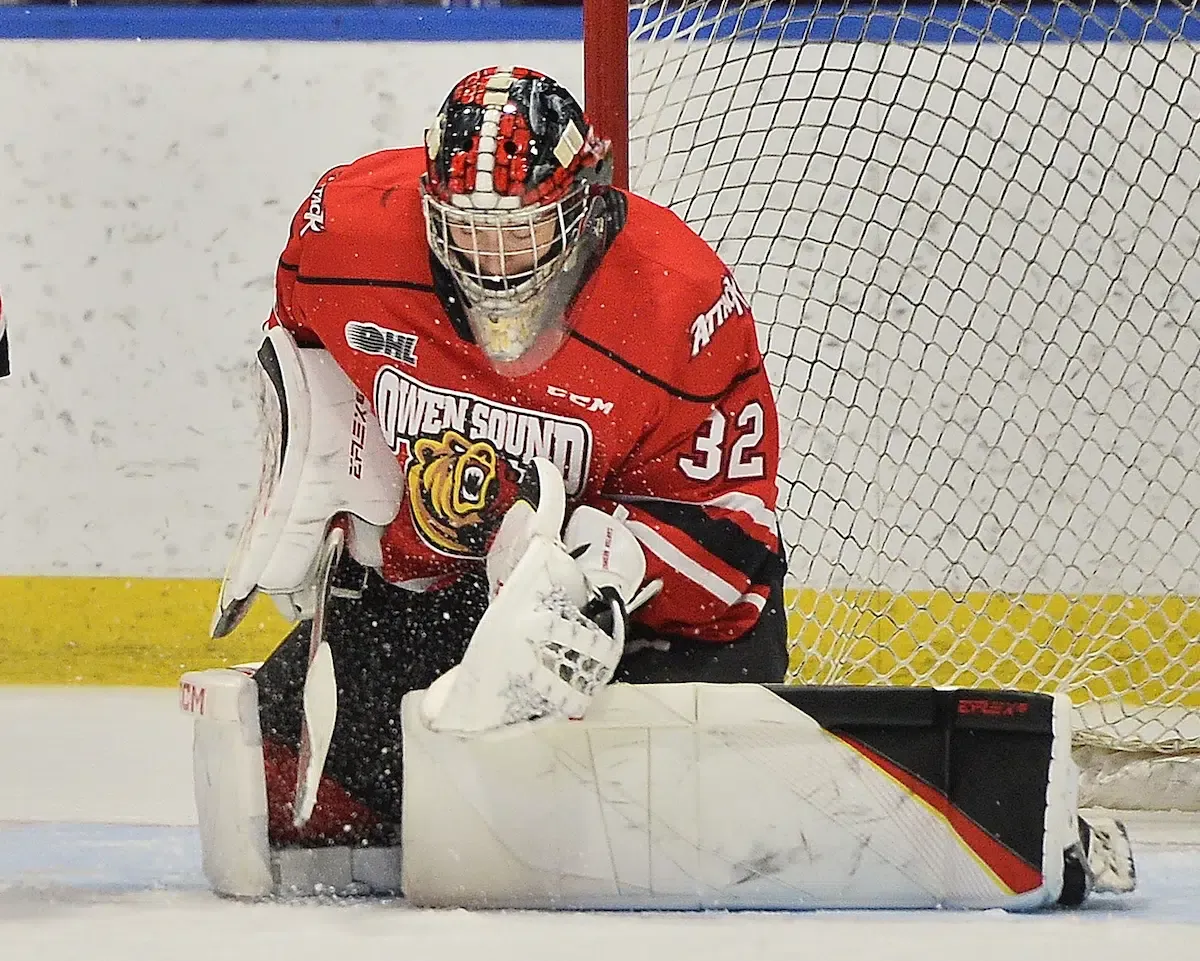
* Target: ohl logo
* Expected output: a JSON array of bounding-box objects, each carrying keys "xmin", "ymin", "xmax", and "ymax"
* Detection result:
[{"xmin": 346, "ymin": 321, "xmax": 419, "ymax": 367}]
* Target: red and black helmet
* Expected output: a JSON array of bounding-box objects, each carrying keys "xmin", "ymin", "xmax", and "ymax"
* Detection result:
[
  {"xmin": 424, "ymin": 66, "xmax": 610, "ymax": 209},
  {"xmin": 421, "ymin": 67, "xmax": 624, "ymax": 376}
]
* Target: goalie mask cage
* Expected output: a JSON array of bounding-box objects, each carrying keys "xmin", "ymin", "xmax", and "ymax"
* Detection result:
[{"xmin": 584, "ymin": 0, "xmax": 1200, "ymax": 810}]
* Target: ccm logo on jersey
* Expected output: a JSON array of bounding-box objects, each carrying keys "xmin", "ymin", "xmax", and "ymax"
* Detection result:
[
  {"xmin": 547, "ymin": 384, "xmax": 613, "ymax": 415},
  {"xmin": 374, "ymin": 367, "xmax": 593, "ymax": 496},
  {"xmin": 346, "ymin": 321, "xmax": 419, "ymax": 367},
  {"xmin": 691, "ymin": 274, "xmax": 751, "ymax": 357},
  {"xmin": 299, "ymin": 183, "xmax": 327, "ymax": 236}
]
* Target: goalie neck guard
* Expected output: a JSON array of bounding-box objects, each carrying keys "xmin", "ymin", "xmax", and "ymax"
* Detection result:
[{"xmin": 422, "ymin": 66, "xmax": 626, "ymax": 376}]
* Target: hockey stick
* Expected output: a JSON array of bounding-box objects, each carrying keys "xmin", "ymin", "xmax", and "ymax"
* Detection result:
[{"xmin": 293, "ymin": 524, "xmax": 345, "ymax": 829}]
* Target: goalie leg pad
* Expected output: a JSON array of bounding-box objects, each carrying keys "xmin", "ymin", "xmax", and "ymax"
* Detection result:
[
  {"xmin": 402, "ymin": 685, "xmax": 1095, "ymax": 911},
  {"xmin": 180, "ymin": 668, "xmax": 272, "ymax": 898}
]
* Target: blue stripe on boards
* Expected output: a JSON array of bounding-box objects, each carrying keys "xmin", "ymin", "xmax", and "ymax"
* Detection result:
[
  {"xmin": 0, "ymin": 6, "xmax": 583, "ymax": 41},
  {"xmin": 0, "ymin": 3, "xmax": 1195, "ymax": 43}
]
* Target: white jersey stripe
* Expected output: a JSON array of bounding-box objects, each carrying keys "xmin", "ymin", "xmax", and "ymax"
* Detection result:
[
  {"xmin": 612, "ymin": 492, "xmax": 778, "ymax": 533},
  {"xmin": 703, "ymin": 492, "xmax": 777, "ymax": 531},
  {"xmin": 627, "ymin": 519, "xmax": 766, "ymax": 612}
]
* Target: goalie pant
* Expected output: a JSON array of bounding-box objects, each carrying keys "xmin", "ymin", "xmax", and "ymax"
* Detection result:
[{"xmin": 254, "ymin": 556, "xmax": 788, "ymax": 845}]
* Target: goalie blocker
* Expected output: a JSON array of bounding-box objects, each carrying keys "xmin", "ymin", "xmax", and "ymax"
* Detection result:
[{"xmin": 180, "ymin": 668, "xmax": 1134, "ymax": 910}]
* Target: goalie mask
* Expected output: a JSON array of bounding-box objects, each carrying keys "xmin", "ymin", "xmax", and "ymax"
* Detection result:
[{"xmin": 422, "ymin": 66, "xmax": 625, "ymax": 376}]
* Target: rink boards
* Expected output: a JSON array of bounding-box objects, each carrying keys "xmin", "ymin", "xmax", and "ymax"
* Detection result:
[
  {"xmin": 1, "ymin": 11, "xmax": 1198, "ymax": 745},
  {"xmin": 2, "ymin": 575, "xmax": 1198, "ymax": 725}
]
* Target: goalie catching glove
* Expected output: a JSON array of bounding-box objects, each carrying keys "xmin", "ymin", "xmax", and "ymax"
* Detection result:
[{"xmin": 422, "ymin": 457, "xmax": 660, "ymax": 734}]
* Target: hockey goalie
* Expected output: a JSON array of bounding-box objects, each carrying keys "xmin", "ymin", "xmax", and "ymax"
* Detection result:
[{"xmin": 180, "ymin": 66, "xmax": 1135, "ymax": 911}]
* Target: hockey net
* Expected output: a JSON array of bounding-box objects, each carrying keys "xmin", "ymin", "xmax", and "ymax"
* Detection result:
[{"xmin": 588, "ymin": 0, "xmax": 1200, "ymax": 810}]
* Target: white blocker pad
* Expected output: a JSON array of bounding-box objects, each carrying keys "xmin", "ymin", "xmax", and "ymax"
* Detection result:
[
  {"xmin": 401, "ymin": 683, "xmax": 1077, "ymax": 911},
  {"xmin": 212, "ymin": 326, "xmax": 403, "ymax": 638}
]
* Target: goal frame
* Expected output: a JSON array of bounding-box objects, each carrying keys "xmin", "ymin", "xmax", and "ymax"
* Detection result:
[{"xmin": 583, "ymin": 0, "xmax": 631, "ymax": 190}]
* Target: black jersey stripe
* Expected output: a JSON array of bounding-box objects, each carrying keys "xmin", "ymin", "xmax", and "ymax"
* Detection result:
[
  {"xmin": 295, "ymin": 274, "xmax": 437, "ymax": 292},
  {"xmin": 631, "ymin": 499, "xmax": 785, "ymax": 586},
  {"xmin": 568, "ymin": 329, "xmax": 760, "ymax": 404},
  {"xmin": 0, "ymin": 328, "xmax": 9, "ymax": 378},
  {"xmin": 278, "ymin": 258, "xmax": 299, "ymax": 272},
  {"xmin": 273, "ymin": 272, "xmax": 759, "ymax": 403}
]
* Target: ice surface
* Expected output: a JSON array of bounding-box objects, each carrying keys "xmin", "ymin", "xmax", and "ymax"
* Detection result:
[{"xmin": 2, "ymin": 689, "xmax": 1197, "ymax": 961}]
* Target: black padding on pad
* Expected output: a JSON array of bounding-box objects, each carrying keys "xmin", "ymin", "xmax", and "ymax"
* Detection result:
[{"xmin": 765, "ymin": 685, "xmax": 1055, "ymax": 875}]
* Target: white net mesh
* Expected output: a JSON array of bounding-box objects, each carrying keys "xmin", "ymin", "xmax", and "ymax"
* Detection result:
[{"xmin": 626, "ymin": 0, "xmax": 1200, "ymax": 780}]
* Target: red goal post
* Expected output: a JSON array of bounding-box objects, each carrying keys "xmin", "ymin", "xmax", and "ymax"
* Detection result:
[
  {"xmin": 584, "ymin": 0, "xmax": 631, "ymax": 190},
  {"xmin": 583, "ymin": 0, "xmax": 1200, "ymax": 810}
]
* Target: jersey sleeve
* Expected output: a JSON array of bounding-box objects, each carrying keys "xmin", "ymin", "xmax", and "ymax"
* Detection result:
[
  {"xmin": 591, "ymin": 285, "xmax": 785, "ymax": 643},
  {"xmin": 265, "ymin": 167, "xmax": 346, "ymax": 346}
]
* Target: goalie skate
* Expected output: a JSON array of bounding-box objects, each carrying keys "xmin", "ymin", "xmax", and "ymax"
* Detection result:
[{"xmin": 1081, "ymin": 816, "xmax": 1137, "ymax": 895}]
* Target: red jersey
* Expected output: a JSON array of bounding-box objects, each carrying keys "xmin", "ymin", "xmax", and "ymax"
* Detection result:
[{"xmin": 270, "ymin": 148, "xmax": 782, "ymax": 642}]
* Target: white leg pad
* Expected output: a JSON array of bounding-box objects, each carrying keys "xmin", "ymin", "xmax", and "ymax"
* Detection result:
[
  {"xmin": 180, "ymin": 669, "xmax": 272, "ymax": 898},
  {"xmin": 401, "ymin": 684, "xmax": 1079, "ymax": 911}
]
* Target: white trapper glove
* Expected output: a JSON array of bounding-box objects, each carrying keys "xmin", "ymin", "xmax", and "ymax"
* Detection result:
[{"xmin": 421, "ymin": 458, "xmax": 659, "ymax": 735}]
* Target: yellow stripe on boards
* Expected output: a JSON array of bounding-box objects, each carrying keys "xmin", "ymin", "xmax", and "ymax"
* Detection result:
[
  {"xmin": 0, "ymin": 577, "xmax": 287, "ymax": 685},
  {"xmin": 2, "ymin": 577, "xmax": 1199, "ymax": 708},
  {"xmin": 787, "ymin": 588, "xmax": 1200, "ymax": 709}
]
